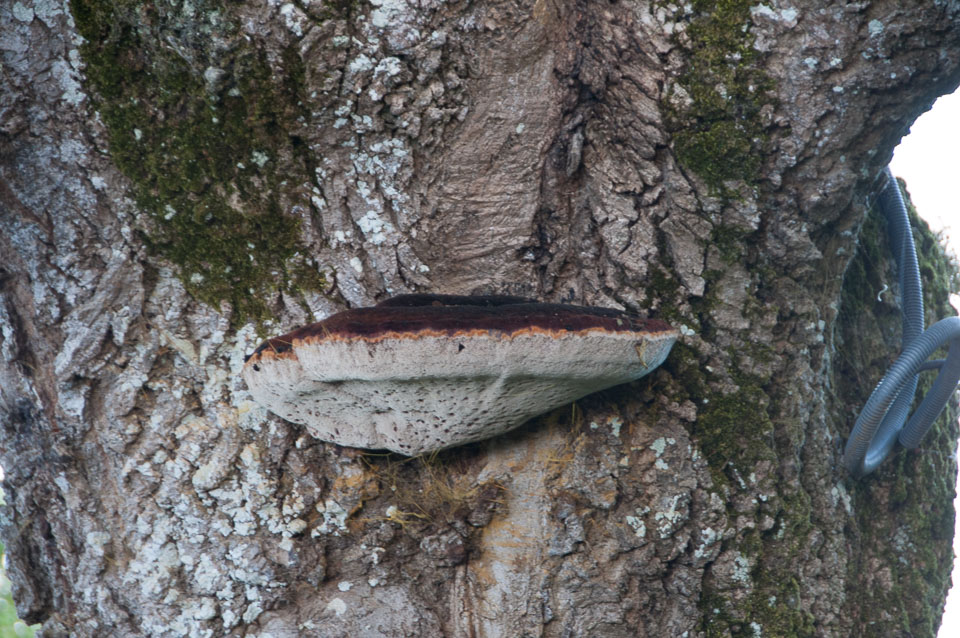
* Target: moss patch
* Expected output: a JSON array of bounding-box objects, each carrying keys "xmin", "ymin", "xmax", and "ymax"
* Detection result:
[
  {"xmin": 663, "ymin": 341, "xmax": 817, "ymax": 634},
  {"xmin": 695, "ymin": 384, "xmax": 776, "ymax": 478},
  {"xmin": 71, "ymin": 0, "xmax": 325, "ymax": 329},
  {"xmin": 664, "ymin": 0, "xmax": 775, "ymax": 194}
]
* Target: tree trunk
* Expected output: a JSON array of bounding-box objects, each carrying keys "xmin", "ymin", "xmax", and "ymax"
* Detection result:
[{"xmin": 2, "ymin": 0, "xmax": 960, "ymax": 636}]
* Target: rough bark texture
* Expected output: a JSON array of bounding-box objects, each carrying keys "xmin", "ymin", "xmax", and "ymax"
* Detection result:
[{"xmin": 2, "ymin": 0, "xmax": 960, "ymax": 636}]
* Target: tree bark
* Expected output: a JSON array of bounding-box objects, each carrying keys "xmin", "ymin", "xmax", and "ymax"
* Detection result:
[{"xmin": 2, "ymin": 0, "xmax": 960, "ymax": 636}]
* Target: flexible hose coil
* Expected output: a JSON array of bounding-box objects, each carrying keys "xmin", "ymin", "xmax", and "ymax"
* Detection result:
[{"xmin": 842, "ymin": 168, "xmax": 960, "ymax": 477}]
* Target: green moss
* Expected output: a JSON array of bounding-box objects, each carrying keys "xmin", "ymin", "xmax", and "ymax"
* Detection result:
[
  {"xmin": 663, "ymin": 342, "xmax": 707, "ymax": 396},
  {"xmin": 664, "ymin": 0, "xmax": 775, "ymax": 194},
  {"xmin": 662, "ymin": 342, "xmax": 777, "ymax": 487},
  {"xmin": 645, "ymin": 267, "xmax": 688, "ymax": 327},
  {"xmin": 698, "ymin": 587, "xmax": 739, "ymax": 637},
  {"xmin": 699, "ymin": 559, "xmax": 817, "ymax": 637},
  {"xmin": 711, "ymin": 224, "xmax": 748, "ymax": 264},
  {"xmin": 71, "ymin": 0, "xmax": 325, "ymax": 329},
  {"xmin": 663, "ymin": 338, "xmax": 817, "ymax": 635},
  {"xmin": 696, "ymin": 384, "xmax": 777, "ymax": 482},
  {"xmin": 697, "ymin": 518, "xmax": 818, "ymax": 637}
]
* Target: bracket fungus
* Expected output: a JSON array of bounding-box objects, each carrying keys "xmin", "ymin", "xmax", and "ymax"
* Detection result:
[{"xmin": 243, "ymin": 294, "xmax": 678, "ymax": 455}]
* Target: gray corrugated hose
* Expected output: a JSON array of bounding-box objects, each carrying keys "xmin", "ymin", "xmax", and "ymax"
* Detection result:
[{"xmin": 842, "ymin": 168, "xmax": 960, "ymax": 477}]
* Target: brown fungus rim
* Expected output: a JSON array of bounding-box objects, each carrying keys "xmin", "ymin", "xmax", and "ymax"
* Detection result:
[{"xmin": 245, "ymin": 294, "xmax": 675, "ymax": 362}]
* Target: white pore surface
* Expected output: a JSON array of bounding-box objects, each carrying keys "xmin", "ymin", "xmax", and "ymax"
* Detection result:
[{"xmin": 243, "ymin": 330, "xmax": 677, "ymax": 455}]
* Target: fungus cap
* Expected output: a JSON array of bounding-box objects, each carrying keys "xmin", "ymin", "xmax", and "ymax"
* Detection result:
[{"xmin": 242, "ymin": 294, "xmax": 677, "ymax": 455}]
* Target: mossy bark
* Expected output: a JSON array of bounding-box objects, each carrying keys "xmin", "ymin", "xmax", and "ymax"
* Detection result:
[{"xmin": 2, "ymin": 1, "xmax": 960, "ymax": 636}]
